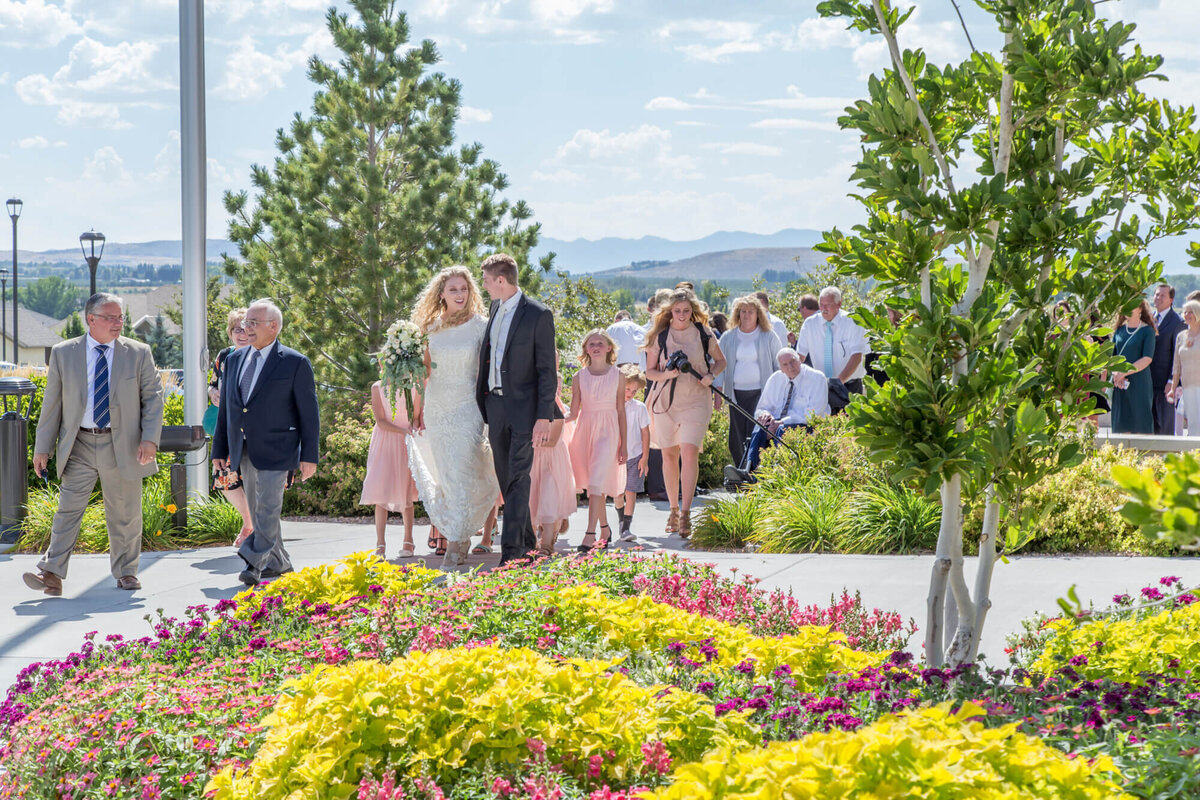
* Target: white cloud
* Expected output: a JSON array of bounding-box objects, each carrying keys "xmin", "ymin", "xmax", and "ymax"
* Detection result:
[
  {"xmin": 645, "ymin": 95, "xmax": 692, "ymax": 111},
  {"xmin": 529, "ymin": 0, "xmax": 613, "ymax": 25},
  {"xmin": 656, "ymin": 19, "xmax": 765, "ymax": 63},
  {"xmin": 750, "ymin": 85, "xmax": 852, "ymax": 112},
  {"xmin": 788, "ymin": 16, "xmax": 862, "ymax": 50},
  {"xmin": 215, "ymin": 35, "xmax": 298, "ymax": 101},
  {"xmin": 18, "ymin": 135, "xmax": 49, "ymax": 148},
  {"xmin": 460, "ymin": 105, "xmax": 493, "ymax": 123},
  {"xmin": 0, "ymin": 0, "xmax": 80, "ymax": 47},
  {"xmin": 531, "ymin": 168, "xmax": 583, "ymax": 183},
  {"xmin": 751, "ymin": 118, "xmax": 840, "ymax": 132},
  {"xmin": 81, "ymin": 146, "xmax": 130, "ymax": 183},
  {"xmin": 702, "ymin": 142, "xmax": 785, "ymax": 157},
  {"xmin": 555, "ymin": 124, "xmax": 700, "ymax": 179}
]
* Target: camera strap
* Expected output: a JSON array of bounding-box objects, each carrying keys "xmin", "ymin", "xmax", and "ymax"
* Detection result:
[{"xmin": 651, "ymin": 322, "xmax": 713, "ymax": 415}]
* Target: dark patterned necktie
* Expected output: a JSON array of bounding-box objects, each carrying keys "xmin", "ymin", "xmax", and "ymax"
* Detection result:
[
  {"xmin": 93, "ymin": 345, "xmax": 110, "ymax": 428},
  {"xmin": 781, "ymin": 377, "xmax": 795, "ymax": 419},
  {"xmin": 239, "ymin": 350, "xmax": 260, "ymax": 403}
]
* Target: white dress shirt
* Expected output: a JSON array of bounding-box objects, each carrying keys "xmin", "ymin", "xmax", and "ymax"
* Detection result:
[
  {"xmin": 755, "ymin": 365, "xmax": 830, "ymax": 426},
  {"xmin": 624, "ymin": 398, "xmax": 651, "ymax": 459},
  {"xmin": 795, "ymin": 311, "xmax": 869, "ymax": 381},
  {"xmin": 238, "ymin": 340, "xmax": 277, "ymax": 400},
  {"xmin": 488, "ymin": 290, "xmax": 523, "ymax": 391},
  {"xmin": 768, "ymin": 313, "xmax": 789, "ymax": 347},
  {"xmin": 607, "ymin": 318, "xmax": 648, "ymax": 368},
  {"xmin": 81, "ymin": 333, "xmax": 117, "ymax": 429}
]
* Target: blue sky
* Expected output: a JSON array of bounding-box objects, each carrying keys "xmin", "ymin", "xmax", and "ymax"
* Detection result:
[{"xmin": 1, "ymin": 0, "xmax": 1198, "ymax": 252}]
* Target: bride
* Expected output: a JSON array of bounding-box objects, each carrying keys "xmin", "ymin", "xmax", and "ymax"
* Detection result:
[{"xmin": 408, "ymin": 266, "xmax": 500, "ymax": 566}]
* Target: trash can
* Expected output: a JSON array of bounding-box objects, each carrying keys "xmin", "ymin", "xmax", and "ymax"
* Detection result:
[
  {"xmin": 158, "ymin": 424, "xmax": 207, "ymax": 529},
  {"xmin": 0, "ymin": 377, "xmax": 37, "ymax": 553}
]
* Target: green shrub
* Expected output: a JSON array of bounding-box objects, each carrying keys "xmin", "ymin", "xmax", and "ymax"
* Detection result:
[
  {"xmin": 698, "ymin": 405, "xmax": 732, "ymax": 489},
  {"xmin": 752, "ymin": 415, "xmax": 888, "ymax": 494},
  {"xmin": 284, "ymin": 398, "xmax": 374, "ymax": 517},
  {"xmin": 689, "ymin": 492, "xmax": 763, "ymax": 549},
  {"xmin": 751, "ymin": 480, "xmax": 847, "ymax": 553},
  {"xmin": 184, "ymin": 495, "xmax": 243, "ymax": 546},
  {"xmin": 836, "ymin": 483, "xmax": 940, "ymax": 554},
  {"xmin": 965, "ymin": 445, "xmax": 1175, "ymax": 555}
]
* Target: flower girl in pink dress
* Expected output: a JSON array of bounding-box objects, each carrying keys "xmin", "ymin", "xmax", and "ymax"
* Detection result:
[
  {"xmin": 567, "ymin": 330, "xmax": 627, "ymax": 551},
  {"xmin": 529, "ymin": 372, "xmax": 577, "ymax": 555},
  {"xmin": 359, "ymin": 381, "xmax": 419, "ymax": 558}
]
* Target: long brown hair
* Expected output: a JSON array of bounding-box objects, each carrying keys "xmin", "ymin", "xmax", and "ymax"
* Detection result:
[
  {"xmin": 1114, "ymin": 297, "xmax": 1157, "ymax": 335},
  {"xmin": 641, "ymin": 288, "xmax": 710, "ymax": 351}
]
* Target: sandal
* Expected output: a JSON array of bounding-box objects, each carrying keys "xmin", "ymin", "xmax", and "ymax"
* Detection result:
[
  {"xmin": 593, "ymin": 524, "xmax": 612, "ymax": 551},
  {"xmin": 665, "ymin": 508, "xmax": 679, "ymax": 534},
  {"xmin": 471, "ymin": 543, "xmax": 494, "ymax": 554},
  {"xmin": 679, "ymin": 512, "xmax": 692, "ymax": 540},
  {"xmin": 397, "ymin": 542, "xmax": 415, "ymax": 559},
  {"xmin": 435, "ymin": 536, "xmax": 448, "ymax": 557},
  {"xmin": 427, "ymin": 531, "xmax": 438, "ymax": 549},
  {"xmin": 577, "ymin": 531, "xmax": 596, "ymax": 553},
  {"xmin": 374, "ymin": 543, "xmax": 387, "ymax": 558}
]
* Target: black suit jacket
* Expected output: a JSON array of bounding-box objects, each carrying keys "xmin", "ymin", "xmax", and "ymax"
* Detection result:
[
  {"xmin": 1151, "ymin": 308, "xmax": 1186, "ymax": 389},
  {"xmin": 212, "ymin": 342, "xmax": 320, "ymax": 471},
  {"xmin": 475, "ymin": 293, "xmax": 557, "ymax": 430}
]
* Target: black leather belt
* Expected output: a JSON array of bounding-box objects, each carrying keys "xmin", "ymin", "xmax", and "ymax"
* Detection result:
[{"xmin": 79, "ymin": 426, "xmax": 112, "ymax": 434}]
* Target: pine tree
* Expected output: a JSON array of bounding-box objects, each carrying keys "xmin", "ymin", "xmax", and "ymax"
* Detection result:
[
  {"xmin": 61, "ymin": 312, "xmax": 85, "ymax": 340},
  {"xmin": 142, "ymin": 315, "xmax": 182, "ymax": 369},
  {"xmin": 223, "ymin": 0, "xmax": 550, "ymax": 389}
]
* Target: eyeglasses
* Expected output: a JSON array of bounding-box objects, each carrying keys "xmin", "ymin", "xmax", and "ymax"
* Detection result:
[
  {"xmin": 243, "ymin": 319, "xmax": 268, "ymax": 328},
  {"xmin": 92, "ymin": 314, "xmax": 124, "ymax": 323},
  {"xmin": 231, "ymin": 326, "xmax": 246, "ymax": 334}
]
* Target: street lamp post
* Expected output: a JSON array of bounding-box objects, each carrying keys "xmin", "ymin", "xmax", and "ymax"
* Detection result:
[
  {"xmin": 6, "ymin": 199, "xmax": 20, "ymax": 366},
  {"xmin": 80, "ymin": 229, "xmax": 106, "ymax": 297},
  {"xmin": 0, "ymin": 271, "xmax": 8, "ymax": 363}
]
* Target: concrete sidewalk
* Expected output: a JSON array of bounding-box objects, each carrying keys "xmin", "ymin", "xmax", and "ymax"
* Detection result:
[{"xmin": 3, "ymin": 497, "xmax": 1198, "ymax": 694}]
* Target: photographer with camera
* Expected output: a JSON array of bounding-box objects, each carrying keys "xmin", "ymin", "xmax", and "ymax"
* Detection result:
[{"xmin": 642, "ymin": 288, "xmax": 726, "ymax": 539}]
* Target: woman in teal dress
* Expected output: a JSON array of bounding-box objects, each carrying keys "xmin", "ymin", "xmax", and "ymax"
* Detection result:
[{"xmin": 1110, "ymin": 298, "xmax": 1157, "ymax": 434}]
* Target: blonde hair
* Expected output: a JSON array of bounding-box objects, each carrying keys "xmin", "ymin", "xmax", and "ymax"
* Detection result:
[
  {"xmin": 578, "ymin": 328, "xmax": 618, "ymax": 366},
  {"xmin": 410, "ymin": 266, "xmax": 485, "ymax": 333},
  {"xmin": 1115, "ymin": 297, "xmax": 1157, "ymax": 335},
  {"xmin": 730, "ymin": 295, "xmax": 772, "ymax": 333},
  {"xmin": 619, "ymin": 362, "xmax": 646, "ymax": 390},
  {"xmin": 226, "ymin": 307, "xmax": 247, "ymax": 340},
  {"xmin": 641, "ymin": 288, "xmax": 710, "ymax": 351},
  {"xmin": 1183, "ymin": 300, "xmax": 1200, "ymax": 324}
]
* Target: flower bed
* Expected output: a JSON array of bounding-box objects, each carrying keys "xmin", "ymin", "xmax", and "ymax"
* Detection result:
[{"xmin": 0, "ymin": 554, "xmax": 1195, "ymax": 799}]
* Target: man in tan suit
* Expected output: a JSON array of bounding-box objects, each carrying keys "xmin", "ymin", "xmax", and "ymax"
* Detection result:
[{"xmin": 22, "ymin": 293, "xmax": 164, "ymax": 595}]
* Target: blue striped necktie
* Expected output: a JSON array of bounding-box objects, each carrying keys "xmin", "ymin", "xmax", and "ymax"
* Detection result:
[{"xmin": 93, "ymin": 345, "xmax": 110, "ymax": 429}]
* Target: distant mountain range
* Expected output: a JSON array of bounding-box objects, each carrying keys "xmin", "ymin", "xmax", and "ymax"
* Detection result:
[
  {"xmin": 16, "ymin": 239, "xmax": 237, "ymax": 267},
  {"xmin": 535, "ymin": 228, "xmax": 825, "ymax": 273},
  {"xmin": 593, "ymin": 247, "xmax": 825, "ymax": 282}
]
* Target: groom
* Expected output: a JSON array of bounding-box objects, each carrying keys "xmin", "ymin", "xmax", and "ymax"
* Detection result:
[{"xmin": 476, "ymin": 253, "xmax": 558, "ymax": 564}]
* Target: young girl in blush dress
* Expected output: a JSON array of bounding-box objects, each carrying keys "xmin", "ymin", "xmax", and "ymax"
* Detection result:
[
  {"xmin": 359, "ymin": 380, "xmax": 419, "ymax": 559},
  {"xmin": 567, "ymin": 330, "xmax": 627, "ymax": 551},
  {"xmin": 529, "ymin": 370, "xmax": 577, "ymax": 555}
]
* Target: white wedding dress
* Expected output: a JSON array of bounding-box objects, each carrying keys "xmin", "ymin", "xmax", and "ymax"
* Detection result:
[{"xmin": 408, "ymin": 315, "xmax": 500, "ymax": 543}]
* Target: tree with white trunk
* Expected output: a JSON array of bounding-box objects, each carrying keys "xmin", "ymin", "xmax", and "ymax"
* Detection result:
[{"xmin": 816, "ymin": 0, "xmax": 1200, "ymax": 666}]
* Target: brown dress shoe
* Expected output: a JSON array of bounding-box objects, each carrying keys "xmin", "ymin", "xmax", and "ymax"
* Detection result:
[
  {"xmin": 23, "ymin": 571, "xmax": 63, "ymax": 596},
  {"xmin": 116, "ymin": 575, "xmax": 142, "ymax": 591}
]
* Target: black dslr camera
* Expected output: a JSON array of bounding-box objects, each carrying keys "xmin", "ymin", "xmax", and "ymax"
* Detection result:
[{"xmin": 663, "ymin": 350, "xmax": 691, "ymax": 375}]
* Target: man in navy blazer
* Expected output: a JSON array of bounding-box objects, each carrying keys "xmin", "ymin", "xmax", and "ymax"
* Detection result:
[
  {"xmin": 212, "ymin": 298, "xmax": 320, "ymax": 586},
  {"xmin": 1150, "ymin": 283, "xmax": 1185, "ymax": 435}
]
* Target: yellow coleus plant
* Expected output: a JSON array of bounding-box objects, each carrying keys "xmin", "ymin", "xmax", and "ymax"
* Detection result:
[
  {"xmin": 230, "ymin": 551, "xmax": 440, "ymax": 619},
  {"xmin": 206, "ymin": 646, "xmax": 759, "ymax": 798},
  {"xmin": 645, "ymin": 702, "xmax": 1130, "ymax": 799},
  {"xmin": 1029, "ymin": 600, "xmax": 1200, "ymax": 684},
  {"xmin": 548, "ymin": 584, "xmax": 883, "ymax": 691}
]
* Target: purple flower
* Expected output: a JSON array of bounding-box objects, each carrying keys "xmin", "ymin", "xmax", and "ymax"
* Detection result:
[
  {"xmin": 1160, "ymin": 575, "xmax": 1182, "ymax": 587},
  {"xmin": 1141, "ymin": 587, "xmax": 1164, "ymax": 602},
  {"xmin": 695, "ymin": 681, "xmax": 716, "ymax": 694},
  {"xmin": 888, "ymin": 651, "xmax": 914, "ymax": 666},
  {"xmin": 1112, "ymin": 594, "xmax": 1132, "ymax": 606},
  {"xmin": 247, "ymin": 637, "xmax": 268, "ymax": 651},
  {"xmin": 1068, "ymin": 655, "xmax": 1089, "ymax": 667},
  {"xmin": 733, "ymin": 659, "xmax": 756, "ymax": 676}
]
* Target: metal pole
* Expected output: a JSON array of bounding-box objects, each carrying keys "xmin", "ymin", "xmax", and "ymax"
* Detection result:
[
  {"xmin": 86, "ymin": 258, "xmax": 100, "ymax": 297},
  {"xmin": 10, "ymin": 216, "xmax": 16, "ymax": 366},
  {"xmin": 1, "ymin": 276, "xmax": 6, "ymax": 362},
  {"xmin": 180, "ymin": 0, "xmax": 209, "ymax": 500}
]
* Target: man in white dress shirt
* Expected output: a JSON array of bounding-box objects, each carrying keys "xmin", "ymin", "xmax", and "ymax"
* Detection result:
[
  {"xmin": 794, "ymin": 286, "xmax": 869, "ymax": 413},
  {"xmin": 755, "ymin": 291, "xmax": 790, "ymax": 346},
  {"xmin": 607, "ymin": 309, "xmax": 647, "ymax": 368},
  {"xmin": 724, "ymin": 348, "xmax": 829, "ymax": 484}
]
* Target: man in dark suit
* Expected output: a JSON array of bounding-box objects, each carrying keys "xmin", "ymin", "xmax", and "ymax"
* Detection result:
[
  {"xmin": 475, "ymin": 253, "xmax": 558, "ymax": 565},
  {"xmin": 212, "ymin": 298, "xmax": 320, "ymax": 586},
  {"xmin": 1150, "ymin": 283, "xmax": 1185, "ymax": 435}
]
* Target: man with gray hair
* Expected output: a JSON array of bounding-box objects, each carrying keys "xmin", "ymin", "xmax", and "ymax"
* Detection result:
[
  {"xmin": 24, "ymin": 293, "xmax": 163, "ymax": 595},
  {"xmin": 794, "ymin": 286, "xmax": 869, "ymax": 413},
  {"xmin": 212, "ymin": 298, "xmax": 320, "ymax": 586},
  {"xmin": 724, "ymin": 347, "xmax": 828, "ymax": 485}
]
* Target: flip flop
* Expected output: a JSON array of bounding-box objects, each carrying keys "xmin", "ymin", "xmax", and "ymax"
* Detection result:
[{"xmin": 471, "ymin": 543, "xmax": 494, "ymax": 554}]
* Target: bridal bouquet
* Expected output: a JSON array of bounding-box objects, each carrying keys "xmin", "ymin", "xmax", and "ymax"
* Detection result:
[{"xmin": 377, "ymin": 319, "xmax": 432, "ymax": 421}]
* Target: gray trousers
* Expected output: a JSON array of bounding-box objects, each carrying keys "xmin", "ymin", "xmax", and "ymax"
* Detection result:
[
  {"xmin": 236, "ymin": 457, "xmax": 292, "ymax": 573},
  {"xmin": 39, "ymin": 430, "xmax": 143, "ymax": 580}
]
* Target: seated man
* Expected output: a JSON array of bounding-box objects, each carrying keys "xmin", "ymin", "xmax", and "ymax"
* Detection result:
[{"xmin": 724, "ymin": 348, "xmax": 829, "ymax": 486}]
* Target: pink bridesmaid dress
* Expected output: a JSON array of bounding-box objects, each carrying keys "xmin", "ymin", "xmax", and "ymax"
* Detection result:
[
  {"xmin": 568, "ymin": 366, "xmax": 623, "ymax": 497},
  {"xmin": 359, "ymin": 389, "xmax": 419, "ymax": 511}
]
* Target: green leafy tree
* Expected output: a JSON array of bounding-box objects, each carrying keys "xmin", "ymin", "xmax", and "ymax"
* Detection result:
[
  {"xmin": 61, "ymin": 312, "xmax": 85, "ymax": 340},
  {"xmin": 818, "ymin": 0, "xmax": 1200, "ymax": 665},
  {"xmin": 540, "ymin": 272, "xmax": 620, "ymax": 377},
  {"xmin": 223, "ymin": 0, "xmax": 550, "ymax": 390},
  {"xmin": 141, "ymin": 315, "xmax": 183, "ymax": 369},
  {"xmin": 23, "ymin": 277, "xmax": 82, "ymax": 319}
]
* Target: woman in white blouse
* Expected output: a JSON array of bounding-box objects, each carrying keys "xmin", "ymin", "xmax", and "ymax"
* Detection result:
[
  {"xmin": 716, "ymin": 295, "xmax": 784, "ymax": 468},
  {"xmin": 1167, "ymin": 299, "xmax": 1200, "ymax": 434}
]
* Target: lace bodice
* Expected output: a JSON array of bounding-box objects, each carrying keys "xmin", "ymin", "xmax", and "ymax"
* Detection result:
[{"xmin": 422, "ymin": 315, "xmax": 487, "ymax": 425}]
